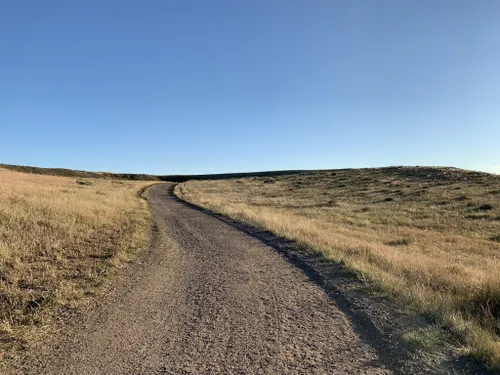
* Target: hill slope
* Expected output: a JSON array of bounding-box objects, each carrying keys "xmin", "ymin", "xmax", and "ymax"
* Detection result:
[
  {"xmin": 0, "ymin": 168, "xmax": 152, "ymax": 361},
  {"xmin": 175, "ymin": 166, "xmax": 500, "ymax": 369}
]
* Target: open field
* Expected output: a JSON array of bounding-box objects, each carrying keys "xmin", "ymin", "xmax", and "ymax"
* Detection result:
[
  {"xmin": 0, "ymin": 169, "xmax": 152, "ymax": 357},
  {"xmin": 175, "ymin": 166, "xmax": 500, "ymax": 369}
]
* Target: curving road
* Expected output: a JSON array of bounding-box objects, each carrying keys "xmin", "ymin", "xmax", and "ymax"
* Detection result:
[{"xmin": 15, "ymin": 184, "xmax": 407, "ymax": 374}]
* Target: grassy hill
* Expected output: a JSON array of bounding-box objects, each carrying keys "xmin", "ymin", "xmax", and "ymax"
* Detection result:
[
  {"xmin": 0, "ymin": 168, "xmax": 152, "ymax": 359},
  {"xmin": 4, "ymin": 162, "xmax": 500, "ymax": 369},
  {"xmin": 0, "ymin": 163, "xmax": 306, "ymax": 182},
  {"xmin": 175, "ymin": 166, "xmax": 500, "ymax": 369},
  {"xmin": 0, "ymin": 163, "xmax": 161, "ymax": 181}
]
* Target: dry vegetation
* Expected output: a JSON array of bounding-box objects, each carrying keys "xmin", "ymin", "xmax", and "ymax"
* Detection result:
[
  {"xmin": 0, "ymin": 169, "xmax": 152, "ymax": 357},
  {"xmin": 175, "ymin": 166, "xmax": 500, "ymax": 369}
]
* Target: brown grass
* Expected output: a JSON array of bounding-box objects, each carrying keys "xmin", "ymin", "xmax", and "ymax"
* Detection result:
[
  {"xmin": 175, "ymin": 166, "xmax": 500, "ymax": 369},
  {"xmin": 0, "ymin": 169, "xmax": 152, "ymax": 356}
]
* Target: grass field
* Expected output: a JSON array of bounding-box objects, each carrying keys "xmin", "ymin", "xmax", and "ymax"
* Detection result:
[
  {"xmin": 175, "ymin": 166, "xmax": 500, "ymax": 369},
  {"xmin": 0, "ymin": 169, "xmax": 152, "ymax": 356}
]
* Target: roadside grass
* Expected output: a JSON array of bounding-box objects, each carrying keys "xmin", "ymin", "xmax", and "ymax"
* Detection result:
[
  {"xmin": 175, "ymin": 166, "xmax": 500, "ymax": 370},
  {"xmin": 0, "ymin": 169, "xmax": 153, "ymax": 356},
  {"xmin": 403, "ymin": 326, "xmax": 453, "ymax": 351}
]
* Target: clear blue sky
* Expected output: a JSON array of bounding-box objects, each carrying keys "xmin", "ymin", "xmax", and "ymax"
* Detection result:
[{"xmin": 1, "ymin": 1, "xmax": 499, "ymax": 175}]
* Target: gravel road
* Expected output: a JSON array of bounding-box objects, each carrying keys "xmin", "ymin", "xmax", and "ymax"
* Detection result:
[{"xmin": 10, "ymin": 183, "xmax": 473, "ymax": 374}]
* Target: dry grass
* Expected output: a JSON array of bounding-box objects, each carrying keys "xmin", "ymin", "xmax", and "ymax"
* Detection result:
[
  {"xmin": 175, "ymin": 166, "xmax": 500, "ymax": 369},
  {"xmin": 0, "ymin": 169, "xmax": 152, "ymax": 355}
]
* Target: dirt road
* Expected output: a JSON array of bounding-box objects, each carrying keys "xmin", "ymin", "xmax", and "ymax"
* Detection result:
[{"xmin": 10, "ymin": 184, "xmax": 485, "ymax": 374}]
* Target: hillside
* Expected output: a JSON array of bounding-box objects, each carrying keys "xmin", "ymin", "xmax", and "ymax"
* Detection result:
[
  {"xmin": 175, "ymin": 166, "xmax": 500, "ymax": 369},
  {"xmin": 0, "ymin": 163, "xmax": 308, "ymax": 182},
  {"xmin": 0, "ymin": 168, "xmax": 152, "ymax": 359},
  {"xmin": 0, "ymin": 163, "xmax": 161, "ymax": 181}
]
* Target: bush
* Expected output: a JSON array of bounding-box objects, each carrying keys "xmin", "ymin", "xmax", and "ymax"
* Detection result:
[{"xmin": 76, "ymin": 180, "xmax": 93, "ymax": 186}]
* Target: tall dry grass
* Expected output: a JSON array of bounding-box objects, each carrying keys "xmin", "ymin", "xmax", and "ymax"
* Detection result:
[
  {"xmin": 175, "ymin": 167, "xmax": 500, "ymax": 369},
  {"xmin": 0, "ymin": 169, "xmax": 152, "ymax": 354}
]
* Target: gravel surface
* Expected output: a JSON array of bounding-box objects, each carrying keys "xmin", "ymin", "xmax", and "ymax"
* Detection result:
[{"xmin": 7, "ymin": 184, "xmax": 491, "ymax": 374}]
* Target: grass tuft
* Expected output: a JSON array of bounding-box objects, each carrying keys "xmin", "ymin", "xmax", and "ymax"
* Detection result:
[
  {"xmin": 403, "ymin": 326, "xmax": 451, "ymax": 350},
  {"xmin": 479, "ymin": 204, "xmax": 494, "ymax": 211},
  {"xmin": 76, "ymin": 179, "xmax": 93, "ymax": 186},
  {"xmin": 386, "ymin": 238, "xmax": 410, "ymax": 246}
]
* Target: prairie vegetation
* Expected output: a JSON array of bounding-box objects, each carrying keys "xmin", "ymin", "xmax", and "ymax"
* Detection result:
[
  {"xmin": 0, "ymin": 169, "xmax": 152, "ymax": 355},
  {"xmin": 0, "ymin": 163, "xmax": 161, "ymax": 181},
  {"xmin": 175, "ymin": 166, "xmax": 500, "ymax": 369}
]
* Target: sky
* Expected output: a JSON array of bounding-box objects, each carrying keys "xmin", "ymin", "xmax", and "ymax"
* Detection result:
[{"xmin": 1, "ymin": 1, "xmax": 499, "ymax": 175}]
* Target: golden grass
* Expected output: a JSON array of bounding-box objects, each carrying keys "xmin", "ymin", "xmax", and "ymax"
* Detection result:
[
  {"xmin": 175, "ymin": 167, "xmax": 500, "ymax": 369},
  {"xmin": 0, "ymin": 169, "xmax": 152, "ymax": 354}
]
